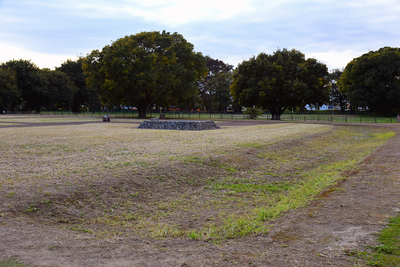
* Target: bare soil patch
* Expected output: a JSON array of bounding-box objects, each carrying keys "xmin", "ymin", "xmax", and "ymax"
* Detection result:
[{"xmin": 0, "ymin": 120, "xmax": 399, "ymax": 266}]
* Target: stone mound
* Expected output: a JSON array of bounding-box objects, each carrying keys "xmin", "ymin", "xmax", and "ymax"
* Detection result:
[{"xmin": 138, "ymin": 120, "xmax": 220, "ymax": 131}]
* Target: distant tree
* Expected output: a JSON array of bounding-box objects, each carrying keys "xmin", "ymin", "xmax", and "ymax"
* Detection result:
[
  {"xmin": 1, "ymin": 60, "xmax": 48, "ymax": 112},
  {"xmin": 207, "ymin": 57, "xmax": 234, "ymax": 74},
  {"xmin": 83, "ymin": 31, "xmax": 208, "ymax": 118},
  {"xmin": 208, "ymin": 72, "xmax": 233, "ymax": 111},
  {"xmin": 57, "ymin": 59, "xmax": 93, "ymax": 112},
  {"xmin": 231, "ymin": 49, "xmax": 329, "ymax": 120},
  {"xmin": 243, "ymin": 107, "xmax": 262, "ymax": 119},
  {"xmin": 328, "ymin": 69, "xmax": 347, "ymax": 113},
  {"xmin": 338, "ymin": 47, "xmax": 400, "ymax": 116},
  {"xmin": 0, "ymin": 67, "xmax": 20, "ymax": 112},
  {"xmin": 42, "ymin": 69, "xmax": 77, "ymax": 111},
  {"xmin": 198, "ymin": 57, "xmax": 233, "ymax": 111}
]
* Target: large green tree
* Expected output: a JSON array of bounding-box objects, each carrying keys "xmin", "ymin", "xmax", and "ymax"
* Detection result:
[
  {"xmin": 338, "ymin": 47, "xmax": 400, "ymax": 116},
  {"xmin": 83, "ymin": 31, "xmax": 208, "ymax": 118},
  {"xmin": 1, "ymin": 59, "xmax": 48, "ymax": 112},
  {"xmin": 231, "ymin": 49, "xmax": 329, "ymax": 120},
  {"xmin": 0, "ymin": 67, "xmax": 20, "ymax": 112}
]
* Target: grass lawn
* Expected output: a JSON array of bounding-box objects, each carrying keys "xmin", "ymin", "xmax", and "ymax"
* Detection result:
[{"xmin": 0, "ymin": 118, "xmax": 395, "ymax": 243}]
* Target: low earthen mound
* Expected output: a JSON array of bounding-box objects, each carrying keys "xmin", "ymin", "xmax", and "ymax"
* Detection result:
[{"xmin": 138, "ymin": 120, "xmax": 219, "ymax": 130}]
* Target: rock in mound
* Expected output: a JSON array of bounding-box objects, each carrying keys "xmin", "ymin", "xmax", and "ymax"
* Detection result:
[{"xmin": 138, "ymin": 120, "xmax": 220, "ymax": 131}]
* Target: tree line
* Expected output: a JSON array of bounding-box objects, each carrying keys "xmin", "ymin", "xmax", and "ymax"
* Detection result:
[
  {"xmin": 1, "ymin": 31, "xmax": 399, "ymax": 119},
  {"xmin": 0, "ymin": 58, "xmax": 96, "ymax": 113}
]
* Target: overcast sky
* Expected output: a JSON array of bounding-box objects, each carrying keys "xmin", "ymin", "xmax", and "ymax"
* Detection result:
[{"xmin": 1, "ymin": 0, "xmax": 399, "ymax": 71}]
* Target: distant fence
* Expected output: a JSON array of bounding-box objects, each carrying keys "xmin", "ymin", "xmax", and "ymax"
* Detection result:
[
  {"xmin": 277, "ymin": 114, "xmax": 398, "ymax": 124},
  {"xmin": 165, "ymin": 112, "xmax": 398, "ymax": 123},
  {"xmin": 2, "ymin": 110, "xmax": 399, "ymax": 124}
]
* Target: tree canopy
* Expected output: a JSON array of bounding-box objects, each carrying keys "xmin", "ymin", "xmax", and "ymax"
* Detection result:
[
  {"xmin": 83, "ymin": 31, "xmax": 208, "ymax": 118},
  {"xmin": 1, "ymin": 59, "xmax": 48, "ymax": 112},
  {"xmin": 338, "ymin": 47, "xmax": 400, "ymax": 116},
  {"xmin": 230, "ymin": 49, "xmax": 329, "ymax": 120}
]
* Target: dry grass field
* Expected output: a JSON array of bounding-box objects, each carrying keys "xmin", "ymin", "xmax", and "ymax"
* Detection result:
[{"xmin": 0, "ymin": 115, "xmax": 398, "ymax": 266}]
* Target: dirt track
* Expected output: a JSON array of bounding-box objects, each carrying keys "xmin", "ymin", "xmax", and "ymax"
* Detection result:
[{"xmin": 0, "ymin": 121, "xmax": 399, "ymax": 266}]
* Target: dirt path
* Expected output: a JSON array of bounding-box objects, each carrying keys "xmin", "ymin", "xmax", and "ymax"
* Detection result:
[{"xmin": 0, "ymin": 124, "xmax": 399, "ymax": 266}]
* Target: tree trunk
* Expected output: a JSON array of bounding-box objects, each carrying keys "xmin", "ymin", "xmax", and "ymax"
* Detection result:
[
  {"xmin": 271, "ymin": 114, "xmax": 281, "ymax": 120},
  {"xmin": 270, "ymin": 106, "xmax": 285, "ymax": 120},
  {"xmin": 138, "ymin": 107, "xmax": 147, "ymax": 118}
]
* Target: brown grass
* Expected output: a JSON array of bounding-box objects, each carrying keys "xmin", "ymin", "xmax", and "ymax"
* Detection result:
[{"xmin": 0, "ymin": 118, "xmax": 394, "ymax": 242}]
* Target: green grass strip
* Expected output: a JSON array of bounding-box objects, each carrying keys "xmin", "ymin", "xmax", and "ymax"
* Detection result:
[
  {"xmin": 212, "ymin": 181, "xmax": 290, "ymax": 193},
  {"xmin": 0, "ymin": 258, "xmax": 31, "ymax": 267},
  {"xmin": 346, "ymin": 213, "xmax": 400, "ymax": 266},
  {"xmin": 257, "ymin": 160, "xmax": 356, "ymax": 221},
  {"xmin": 369, "ymin": 213, "xmax": 400, "ymax": 266},
  {"xmin": 258, "ymin": 131, "xmax": 395, "ymax": 222}
]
